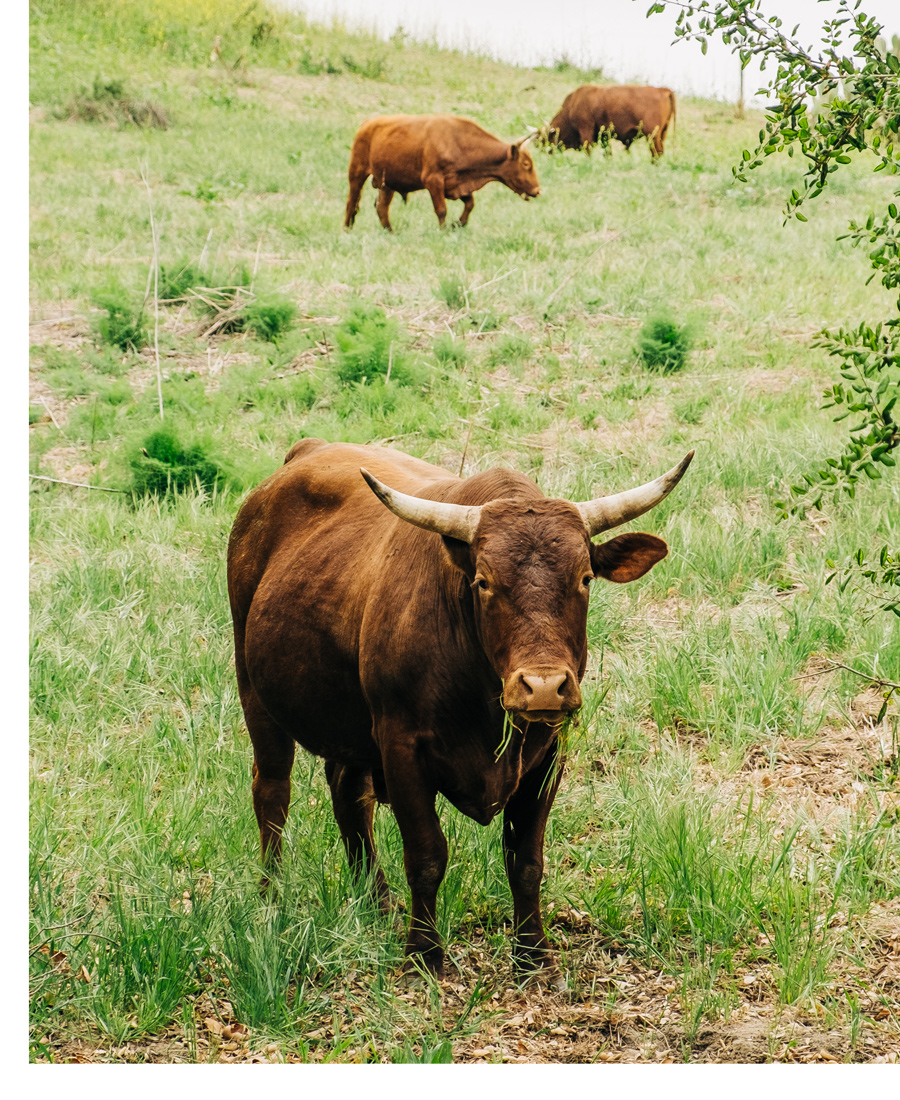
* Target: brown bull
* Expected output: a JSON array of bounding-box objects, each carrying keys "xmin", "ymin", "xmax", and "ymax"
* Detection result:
[
  {"xmin": 344, "ymin": 114, "xmax": 540, "ymax": 231},
  {"xmin": 227, "ymin": 439, "xmax": 693, "ymax": 981},
  {"xmin": 547, "ymin": 84, "xmax": 676, "ymax": 158}
]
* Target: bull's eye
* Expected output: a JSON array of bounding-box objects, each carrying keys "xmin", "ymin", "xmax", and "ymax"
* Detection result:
[
  {"xmin": 473, "ymin": 576, "xmax": 490, "ymax": 593},
  {"xmin": 582, "ymin": 575, "xmax": 593, "ymax": 589}
]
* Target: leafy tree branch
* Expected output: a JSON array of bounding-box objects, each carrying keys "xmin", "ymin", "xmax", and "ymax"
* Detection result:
[{"xmin": 646, "ymin": 0, "xmax": 900, "ymax": 613}]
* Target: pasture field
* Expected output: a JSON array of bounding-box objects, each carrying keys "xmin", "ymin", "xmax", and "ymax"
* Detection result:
[{"xmin": 29, "ymin": 0, "xmax": 900, "ymax": 1064}]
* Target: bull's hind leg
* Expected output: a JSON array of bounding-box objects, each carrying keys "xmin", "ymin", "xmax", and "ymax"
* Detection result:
[
  {"xmin": 244, "ymin": 698, "xmax": 295, "ymax": 889},
  {"xmin": 458, "ymin": 194, "xmax": 475, "ymax": 226},
  {"xmin": 375, "ymin": 187, "xmax": 396, "ymax": 231},
  {"xmin": 502, "ymin": 740, "xmax": 565, "ymax": 986},
  {"xmin": 325, "ymin": 760, "xmax": 391, "ymax": 911},
  {"xmin": 344, "ymin": 171, "xmax": 368, "ymax": 228}
]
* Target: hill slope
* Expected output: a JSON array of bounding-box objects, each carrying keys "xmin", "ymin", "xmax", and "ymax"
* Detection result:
[{"xmin": 29, "ymin": 0, "xmax": 899, "ymax": 1065}]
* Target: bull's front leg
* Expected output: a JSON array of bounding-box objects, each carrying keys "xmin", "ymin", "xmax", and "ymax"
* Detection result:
[
  {"xmin": 502, "ymin": 738, "xmax": 565, "ymax": 983},
  {"xmin": 381, "ymin": 736, "xmax": 448, "ymax": 975},
  {"xmin": 423, "ymin": 175, "xmax": 448, "ymax": 227}
]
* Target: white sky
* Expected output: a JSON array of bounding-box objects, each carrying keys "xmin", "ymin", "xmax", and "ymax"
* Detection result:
[{"xmin": 279, "ymin": 0, "xmax": 900, "ymax": 101}]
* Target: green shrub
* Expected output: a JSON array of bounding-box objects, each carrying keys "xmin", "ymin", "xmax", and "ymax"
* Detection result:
[
  {"xmin": 333, "ymin": 305, "xmax": 416, "ymax": 386},
  {"xmin": 243, "ymin": 294, "xmax": 297, "ymax": 342},
  {"xmin": 92, "ymin": 288, "xmax": 147, "ymax": 352},
  {"xmin": 433, "ymin": 334, "xmax": 467, "ymax": 368},
  {"xmin": 635, "ymin": 314, "xmax": 692, "ymax": 373},
  {"xmin": 436, "ymin": 274, "xmax": 468, "ymax": 311},
  {"xmin": 158, "ymin": 261, "xmax": 204, "ymax": 301},
  {"xmin": 129, "ymin": 430, "xmax": 227, "ymax": 498},
  {"xmin": 489, "ymin": 332, "xmax": 533, "ymax": 367}
]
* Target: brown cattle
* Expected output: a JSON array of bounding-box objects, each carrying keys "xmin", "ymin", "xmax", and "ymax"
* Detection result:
[
  {"xmin": 547, "ymin": 84, "xmax": 676, "ymax": 158},
  {"xmin": 227, "ymin": 440, "xmax": 693, "ymax": 981},
  {"xmin": 343, "ymin": 114, "xmax": 540, "ymax": 231}
]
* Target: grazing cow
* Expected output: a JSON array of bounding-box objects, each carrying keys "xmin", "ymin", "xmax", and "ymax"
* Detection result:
[
  {"xmin": 227, "ymin": 440, "xmax": 693, "ymax": 982},
  {"xmin": 547, "ymin": 84, "xmax": 676, "ymax": 158},
  {"xmin": 343, "ymin": 114, "xmax": 540, "ymax": 231}
]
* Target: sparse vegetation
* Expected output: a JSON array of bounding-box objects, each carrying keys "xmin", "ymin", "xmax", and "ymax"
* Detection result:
[
  {"xmin": 29, "ymin": 0, "xmax": 899, "ymax": 1067},
  {"xmin": 63, "ymin": 75, "xmax": 168, "ymax": 129}
]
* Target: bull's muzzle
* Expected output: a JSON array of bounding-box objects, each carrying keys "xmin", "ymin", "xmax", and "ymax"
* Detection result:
[{"xmin": 503, "ymin": 667, "xmax": 581, "ymax": 721}]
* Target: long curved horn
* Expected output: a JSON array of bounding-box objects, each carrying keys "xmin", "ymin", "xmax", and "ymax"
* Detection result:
[
  {"xmin": 575, "ymin": 451, "xmax": 694, "ymax": 537},
  {"xmin": 360, "ymin": 468, "xmax": 482, "ymax": 543}
]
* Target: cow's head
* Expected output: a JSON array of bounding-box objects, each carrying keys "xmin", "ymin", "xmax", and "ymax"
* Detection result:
[
  {"xmin": 360, "ymin": 453, "xmax": 693, "ymax": 724},
  {"xmin": 503, "ymin": 137, "xmax": 541, "ymax": 198}
]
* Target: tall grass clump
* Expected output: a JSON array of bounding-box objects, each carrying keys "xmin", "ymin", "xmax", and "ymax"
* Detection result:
[
  {"xmin": 433, "ymin": 333, "xmax": 468, "ymax": 369},
  {"xmin": 635, "ymin": 313, "xmax": 692, "ymax": 374},
  {"xmin": 243, "ymin": 294, "xmax": 297, "ymax": 342},
  {"xmin": 333, "ymin": 305, "xmax": 417, "ymax": 386},
  {"xmin": 92, "ymin": 287, "xmax": 147, "ymax": 352},
  {"xmin": 128, "ymin": 429, "xmax": 228, "ymax": 498},
  {"xmin": 436, "ymin": 274, "xmax": 468, "ymax": 311},
  {"xmin": 158, "ymin": 261, "xmax": 204, "ymax": 301}
]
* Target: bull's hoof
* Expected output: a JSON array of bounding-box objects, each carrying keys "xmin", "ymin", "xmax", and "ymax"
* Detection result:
[{"xmin": 404, "ymin": 943, "xmax": 445, "ymax": 979}]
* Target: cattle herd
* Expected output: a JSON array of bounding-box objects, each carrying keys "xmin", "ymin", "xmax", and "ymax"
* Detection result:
[
  {"xmin": 229, "ymin": 82, "xmax": 690, "ymax": 987},
  {"xmin": 344, "ymin": 83, "xmax": 676, "ymax": 230}
]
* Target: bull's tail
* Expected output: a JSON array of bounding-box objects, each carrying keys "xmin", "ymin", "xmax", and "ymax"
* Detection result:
[{"xmin": 668, "ymin": 90, "xmax": 677, "ymax": 155}]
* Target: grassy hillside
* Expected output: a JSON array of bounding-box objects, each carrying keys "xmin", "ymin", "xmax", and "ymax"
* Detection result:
[{"xmin": 29, "ymin": 0, "xmax": 900, "ymax": 1064}]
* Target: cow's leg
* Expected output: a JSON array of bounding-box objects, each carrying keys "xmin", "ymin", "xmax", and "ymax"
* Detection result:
[
  {"xmin": 244, "ymin": 697, "xmax": 295, "ymax": 889},
  {"xmin": 344, "ymin": 171, "xmax": 368, "ymax": 228},
  {"xmin": 578, "ymin": 122, "xmax": 594, "ymax": 152},
  {"xmin": 502, "ymin": 740, "xmax": 564, "ymax": 979},
  {"xmin": 650, "ymin": 125, "xmax": 666, "ymax": 159},
  {"xmin": 423, "ymin": 176, "xmax": 448, "ymax": 227},
  {"xmin": 375, "ymin": 187, "xmax": 396, "ymax": 231},
  {"xmin": 458, "ymin": 194, "xmax": 475, "ymax": 226},
  {"xmin": 325, "ymin": 759, "xmax": 391, "ymax": 911},
  {"xmin": 381, "ymin": 741, "xmax": 448, "ymax": 974}
]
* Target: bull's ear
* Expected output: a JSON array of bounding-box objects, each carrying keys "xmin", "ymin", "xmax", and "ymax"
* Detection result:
[
  {"xmin": 590, "ymin": 532, "xmax": 668, "ymax": 583},
  {"xmin": 509, "ymin": 142, "xmax": 519, "ymax": 160},
  {"xmin": 440, "ymin": 535, "xmax": 476, "ymax": 579}
]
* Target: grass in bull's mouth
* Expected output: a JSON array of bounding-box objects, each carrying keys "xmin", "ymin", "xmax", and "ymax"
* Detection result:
[{"xmin": 29, "ymin": 0, "xmax": 899, "ymax": 1065}]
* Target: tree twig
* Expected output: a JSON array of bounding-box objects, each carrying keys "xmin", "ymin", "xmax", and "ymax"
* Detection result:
[
  {"xmin": 792, "ymin": 660, "xmax": 900, "ymax": 692},
  {"xmin": 38, "ymin": 396, "xmax": 64, "ymax": 434},
  {"xmin": 29, "ymin": 475, "xmax": 123, "ymax": 493}
]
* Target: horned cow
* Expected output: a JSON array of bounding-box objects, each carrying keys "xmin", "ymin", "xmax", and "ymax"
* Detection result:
[
  {"xmin": 344, "ymin": 114, "xmax": 540, "ymax": 231},
  {"xmin": 227, "ymin": 439, "xmax": 693, "ymax": 983}
]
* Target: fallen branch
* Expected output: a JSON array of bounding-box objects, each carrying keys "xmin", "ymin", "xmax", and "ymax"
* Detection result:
[
  {"xmin": 792, "ymin": 660, "xmax": 900, "ymax": 692},
  {"xmin": 30, "ymin": 475, "xmax": 123, "ymax": 493}
]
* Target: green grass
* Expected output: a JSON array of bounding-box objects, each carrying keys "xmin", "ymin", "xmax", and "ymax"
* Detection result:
[{"xmin": 29, "ymin": 0, "xmax": 900, "ymax": 1065}]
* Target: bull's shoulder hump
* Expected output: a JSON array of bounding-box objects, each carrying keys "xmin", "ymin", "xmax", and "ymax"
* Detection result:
[
  {"xmin": 284, "ymin": 437, "xmax": 328, "ymax": 465},
  {"xmin": 279, "ymin": 441, "xmax": 457, "ymax": 497}
]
